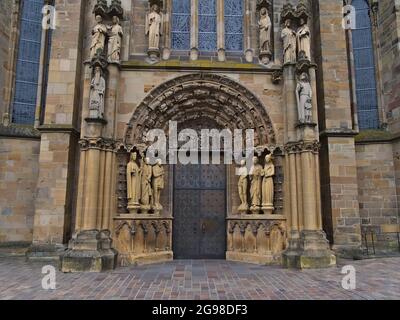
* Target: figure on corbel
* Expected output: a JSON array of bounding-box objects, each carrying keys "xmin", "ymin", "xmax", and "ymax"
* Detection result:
[
  {"xmin": 141, "ymin": 157, "xmax": 153, "ymax": 214},
  {"xmin": 89, "ymin": 62, "xmax": 106, "ymax": 119},
  {"xmin": 127, "ymin": 152, "xmax": 142, "ymax": 214},
  {"xmin": 146, "ymin": 1, "xmax": 164, "ymax": 61},
  {"xmin": 90, "ymin": 15, "xmax": 108, "ymax": 59},
  {"xmin": 249, "ymin": 156, "xmax": 263, "ymax": 214},
  {"xmin": 296, "ymin": 72, "xmax": 313, "ymax": 124},
  {"xmin": 257, "ymin": 0, "xmax": 273, "ymax": 65},
  {"xmin": 237, "ymin": 160, "xmax": 249, "ymax": 213},
  {"xmin": 261, "ymin": 154, "xmax": 275, "ymax": 215},
  {"xmin": 281, "ymin": 19, "xmax": 297, "ymax": 64},
  {"xmin": 295, "ymin": 0, "xmax": 311, "ymax": 61},
  {"xmin": 152, "ymin": 159, "xmax": 165, "ymax": 214},
  {"xmin": 107, "ymin": 16, "xmax": 123, "ymax": 63}
]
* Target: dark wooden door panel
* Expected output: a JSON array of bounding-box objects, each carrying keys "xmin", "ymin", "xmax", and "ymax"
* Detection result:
[{"xmin": 173, "ymin": 163, "xmax": 226, "ymax": 259}]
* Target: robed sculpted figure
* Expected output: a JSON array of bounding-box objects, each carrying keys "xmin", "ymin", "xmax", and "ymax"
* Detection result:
[
  {"xmin": 141, "ymin": 157, "xmax": 153, "ymax": 211},
  {"xmin": 237, "ymin": 160, "xmax": 249, "ymax": 212},
  {"xmin": 152, "ymin": 159, "xmax": 165, "ymax": 211},
  {"xmin": 108, "ymin": 16, "xmax": 123, "ymax": 62},
  {"xmin": 281, "ymin": 19, "xmax": 297, "ymax": 64},
  {"xmin": 296, "ymin": 72, "xmax": 313, "ymax": 123},
  {"xmin": 258, "ymin": 7, "xmax": 272, "ymax": 54},
  {"xmin": 89, "ymin": 66, "xmax": 105, "ymax": 118},
  {"xmin": 249, "ymin": 157, "xmax": 263, "ymax": 212},
  {"xmin": 146, "ymin": 4, "xmax": 163, "ymax": 50},
  {"xmin": 296, "ymin": 18, "xmax": 311, "ymax": 60},
  {"xmin": 90, "ymin": 15, "xmax": 107, "ymax": 58},
  {"xmin": 262, "ymin": 154, "xmax": 275, "ymax": 210},
  {"xmin": 127, "ymin": 152, "xmax": 141, "ymax": 206}
]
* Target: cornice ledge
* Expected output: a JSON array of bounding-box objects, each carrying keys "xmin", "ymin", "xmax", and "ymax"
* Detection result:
[{"xmin": 0, "ymin": 124, "xmax": 40, "ymax": 139}]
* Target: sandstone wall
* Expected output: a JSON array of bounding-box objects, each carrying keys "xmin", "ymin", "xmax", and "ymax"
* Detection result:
[{"xmin": 0, "ymin": 138, "xmax": 40, "ymax": 243}]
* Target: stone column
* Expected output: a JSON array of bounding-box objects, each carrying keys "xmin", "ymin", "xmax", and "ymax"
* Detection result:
[
  {"xmin": 281, "ymin": 66, "xmax": 336, "ymax": 269},
  {"xmin": 60, "ymin": 56, "xmax": 118, "ymax": 272}
]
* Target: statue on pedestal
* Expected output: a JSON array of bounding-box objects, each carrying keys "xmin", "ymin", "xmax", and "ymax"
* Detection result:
[
  {"xmin": 146, "ymin": 4, "xmax": 163, "ymax": 59},
  {"xmin": 237, "ymin": 160, "xmax": 249, "ymax": 213},
  {"xmin": 141, "ymin": 157, "xmax": 153, "ymax": 213},
  {"xmin": 249, "ymin": 157, "xmax": 263, "ymax": 213},
  {"xmin": 90, "ymin": 15, "xmax": 107, "ymax": 59},
  {"xmin": 89, "ymin": 66, "xmax": 106, "ymax": 119},
  {"xmin": 296, "ymin": 18, "xmax": 311, "ymax": 61},
  {"xmin": 127, "ymin": 152, "xmax": 141, "ymax": 213},
  {"xmin": 281, "ymin": 19, "xmax": 297, "ymax": 64},
  {"xmin": 296, "ymin": 72, "xmax": 313, "ymax": 123},
  {"xmin": 258, "ymin": 6, "xmax": 272, "ymax": 65},
  {"xmin": 107, "ymin": 16, "xmax": 123, "ymax": 63},
  {"xmin": 261, "ymin": 154, "xmax": 275, "ymax": 214},
  {"xmin": 152, "ymin": 159, "xmax": 165, "ymax": 212}
]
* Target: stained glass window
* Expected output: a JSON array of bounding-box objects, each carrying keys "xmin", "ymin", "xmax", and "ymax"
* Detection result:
[
  {"xmin": 224, "ymin": 0, "xmax": 244, "ymax": 52},
  {"xmin": 172, "ymin": 0, "xmax": 191, "ymax": 50},
  {"xmin": 12, "ymin": 0, "xmax": 44, "ymax": 125},
  {"xmin": 198, "ymin": 0, "xmax": 217, "ymax": 52},
  {"xmin": 352, "ymin": 0, "xmax": 379, "ymax": 129}
]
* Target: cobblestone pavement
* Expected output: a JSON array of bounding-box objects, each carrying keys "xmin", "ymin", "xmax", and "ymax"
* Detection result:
[{"xmin": 0, "ymin": 257, "xmax": 399, "ymax": 300}]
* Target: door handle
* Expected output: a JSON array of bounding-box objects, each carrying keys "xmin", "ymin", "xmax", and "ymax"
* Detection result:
[{"xmin": 202, "ymin": 223, "xmax": 206, "ymax": 234}]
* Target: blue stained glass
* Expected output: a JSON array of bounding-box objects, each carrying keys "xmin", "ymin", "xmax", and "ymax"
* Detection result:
[
  {"xmin": 351, "ymin": 0, "xmax": 379, "ymax": 129},
  {"xmin": 198, "ymin": 0, "xmax": 217, "ymax": 51},
  {"xmin": 224, "ymin": 0, "xmax": 244, "ymax": 52},
  {"xmin": 12, "ymin": 0, "xmax": 44, "ymax": 125},
  {"xmin": 172, "ymin": 0, "xmax": 191, "ymax": 50}
]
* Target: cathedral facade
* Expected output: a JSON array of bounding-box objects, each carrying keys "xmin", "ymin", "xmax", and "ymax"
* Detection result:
[{"xmin": 0, "ymin": 0, "xmax": 399, "ymax": 271}]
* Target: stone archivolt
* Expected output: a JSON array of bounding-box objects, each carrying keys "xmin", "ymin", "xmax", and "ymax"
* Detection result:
[{"xmin": 125, "ymin": 73, "xmax": 276, "ymax": 147}]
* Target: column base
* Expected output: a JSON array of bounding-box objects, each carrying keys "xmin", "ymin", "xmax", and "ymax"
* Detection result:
[
  {"xmin": 282, "ymin": 230, "xmax": 336, "ymax": 269},
  {"xmin": 60, "ymin": 230, "xmax": 118, "ymax": 273}
]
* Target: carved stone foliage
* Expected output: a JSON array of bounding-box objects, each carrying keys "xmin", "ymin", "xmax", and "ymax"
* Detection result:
[
  {"xmin": 284, "ymin": 140, "xmax": 320, "ymax": 155},
  {"xmin": 227, "ymin": 219, "xmax": 287, "ymax": 256},
  {"xmin": 114, "ymin": 219, "xmax": 172, "ymax": 266},
  {"xmin": 125, "ymin": 73, "xmax": 276, "ymax": 147}
]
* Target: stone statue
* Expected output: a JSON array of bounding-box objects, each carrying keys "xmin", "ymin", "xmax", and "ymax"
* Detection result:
[
  {"xmin": 258, "ymin": 7, "xmax": 272, "ymax": 64},
  {"xmin": 141, "ymin": 157, "xmax": 153, "ymax": 213},
  {"xmin": 90, "ymin": 15, "xmax": 107, "ymax": 59},
  {"xmin": 146, "ymin": 4, "xmax": 163, "ymax": 51},
  {"xmin": 152, "ymin": 159, "xmax": 164, "ymax": 212},
  {"xmin": 296, "ymin": 18, "xmax": 311, "ymax": 61},
  {"xmin": 249, "ymin": 156, "xmax": 263, "ymax": 213},
  {"xmin": 107, "ymin": 16, "xmax": 123, "ymax": 63},
  {"xmin": 296, "ymin": 72, "xmax": 313, "ymax": 123},
  {"xmin": 262, "ymin": 154, "xmax": 275, "ymax": 214},
  {"xmin": 237, "ymin": 160, "xmax": 249, "ymax": 213},
  {"xmin": 281, "ymin": 19, "xmax": 297, "ymax": 64},
  {"xmin": 127, "ymin": 152, "xmax": 141, "ymax": 210},
  {"xmin": 89, "ymin": 66, "xmax": 105, "ymax": 118}
]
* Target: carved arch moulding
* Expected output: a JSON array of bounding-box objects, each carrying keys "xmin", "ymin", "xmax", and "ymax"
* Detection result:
[{"xmin": 124, "ymin": 73, "xmax": 277, "ymax": 149}]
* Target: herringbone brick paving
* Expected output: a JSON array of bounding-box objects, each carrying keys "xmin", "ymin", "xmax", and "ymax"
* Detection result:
[{"xmin": 0, "ymin": 257, "xmax": 399, "ymax": 300}]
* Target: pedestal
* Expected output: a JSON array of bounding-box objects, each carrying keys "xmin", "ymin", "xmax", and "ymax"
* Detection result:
[
  {"xmin": 60, "ymin": 230, "xmax": 118, "ymax": 273},
  {"xmin": 282, "ymin": 230, "xmax": 336, "ymax": 269}
]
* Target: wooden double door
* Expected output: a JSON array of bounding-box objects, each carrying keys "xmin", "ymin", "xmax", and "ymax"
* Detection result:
[{"xmin": 173, "ymin": 163, "xmax": 227, "ymax": 259}]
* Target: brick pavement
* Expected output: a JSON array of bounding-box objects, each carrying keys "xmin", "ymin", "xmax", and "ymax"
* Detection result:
[{"xmin": 0, "ymin": 257, "xmax": 399, "ymax": 300}]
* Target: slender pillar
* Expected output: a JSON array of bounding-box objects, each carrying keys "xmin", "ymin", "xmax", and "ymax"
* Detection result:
[{"xmin": 217, "ymin": 0, "xmax": 225, "ymax": 61}]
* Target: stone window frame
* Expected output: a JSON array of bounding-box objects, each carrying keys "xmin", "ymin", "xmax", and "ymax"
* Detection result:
[
  {"xmin": 344, "ymin": 0, "xmax": 384, "ymax": 130},
  {"xmin": 164, "ymin": 0, "xmax": 250, "ymax": 62},
  {"xmin": 4, "ymin": 0, "xmax": 53, "ymax": 128}
]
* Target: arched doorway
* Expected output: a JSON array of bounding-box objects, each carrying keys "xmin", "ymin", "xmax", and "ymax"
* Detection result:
[{"xmin": 116, "ymin": 73, "xmax": 281, "ymax": 265}]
